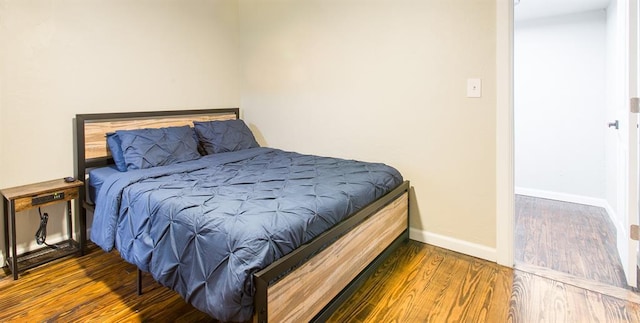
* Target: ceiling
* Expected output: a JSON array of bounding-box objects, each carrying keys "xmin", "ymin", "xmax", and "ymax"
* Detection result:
[{"xmin": 515, "ymin": 0, "xmax": 612, "ymax": 21}]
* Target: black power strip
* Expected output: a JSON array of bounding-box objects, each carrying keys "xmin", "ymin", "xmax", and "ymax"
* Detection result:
[{"xmin": 32, "ymin": 192, "xmax": 65, "ymax": 205}]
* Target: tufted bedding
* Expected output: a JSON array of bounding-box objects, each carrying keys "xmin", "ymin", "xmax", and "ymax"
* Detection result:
[{"xmin": 91, "ymin": 147, "xmax": 403, "ymax": 321}]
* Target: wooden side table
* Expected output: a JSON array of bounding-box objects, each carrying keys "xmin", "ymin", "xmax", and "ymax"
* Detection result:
[{"xmin": 1, "ymin": 178, "xmax": 84, "ymax": 279}]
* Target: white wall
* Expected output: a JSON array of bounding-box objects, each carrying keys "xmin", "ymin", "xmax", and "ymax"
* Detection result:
[
  {"xmin": 239, "ymin": 0, "xmax": 499, "ymax": 258},
  {"xmin": 0, "ymin": 0, "xmax": 241, "ymax": 263},
  {"xmin": 514, "ymin": 10, "xmax": 607, "ymax": 201}
]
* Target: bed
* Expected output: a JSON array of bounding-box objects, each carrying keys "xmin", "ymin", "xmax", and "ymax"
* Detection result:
[{"xmin": 74, "ymin": 108, "xmax": 409, "ymax": 322}]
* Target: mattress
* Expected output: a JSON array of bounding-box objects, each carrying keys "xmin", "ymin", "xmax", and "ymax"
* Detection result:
[
  {"xmin": 90, "ymin": 147, "xmax": 403, "ymax": 321},
  {"xmin": 87, "ymin": 165, "xmax": 120, "ymax": 204}
]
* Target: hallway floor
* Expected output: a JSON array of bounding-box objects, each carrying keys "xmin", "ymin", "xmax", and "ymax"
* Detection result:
[{"xmin": 515, "ymin": 195, "xmax": 628, "ymax": 288}]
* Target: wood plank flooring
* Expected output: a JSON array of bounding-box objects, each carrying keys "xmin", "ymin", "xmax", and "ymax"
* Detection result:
[
  {"xmin": 329, "ymin": 241, "xmax": 640, "ymax": 322},
  {"xmin": 1, "ymin": 240, "xmax": 640, "ymax": 322},
  {"xmin": 514, "ymin": 195, "xmax": 627, "ymax": 288},
  {"xmin": 0, "ymin": 244, "xmax": 211, "ymax": 322}
]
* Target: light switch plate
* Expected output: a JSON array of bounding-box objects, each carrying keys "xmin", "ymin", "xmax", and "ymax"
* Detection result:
[{"xmin": 467, "ymin": 78, "xmax": 481, "ymax": 98}]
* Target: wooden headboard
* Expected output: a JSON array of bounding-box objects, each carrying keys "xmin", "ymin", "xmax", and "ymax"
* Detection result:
[
  {"xmin": 76, "ymin": 108, "xmax": 239, "ymax": 166},
  {"xmin": 74, "ymin": 108, "xmax": 239, "ymax": 252}
]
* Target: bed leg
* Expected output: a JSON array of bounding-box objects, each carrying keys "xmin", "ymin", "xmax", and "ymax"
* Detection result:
[{"xmin": 137, "ymin": 269, "xmax": 143, "ymax": 295}]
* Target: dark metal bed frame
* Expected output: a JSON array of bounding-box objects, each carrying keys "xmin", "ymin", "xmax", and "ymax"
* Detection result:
[
  {"xmin": 74, "ymin": 108, "xmax": 240, "ymax": 253},
  {"xmin": 74, "ymin": 108, "xmax": 409, "ymax": 322}
]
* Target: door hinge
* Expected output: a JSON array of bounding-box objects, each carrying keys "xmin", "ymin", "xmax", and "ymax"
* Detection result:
[
  {"xmin": 632, "ymin": 224, "xmax": 640, "ymax": 241},
  {"xmin": 631, "ymin": 97, "xmax": 640, "ymax": 113}
]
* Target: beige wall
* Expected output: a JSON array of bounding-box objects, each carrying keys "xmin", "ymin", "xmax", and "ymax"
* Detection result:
[
  {"xmin": 0, "ymin": 0, "xmax": 501, "ymax": 265},
  {"xmin": 0, "ymin": 0, "xmax": 241, "ymax": 260},
  {"xmin": 239, "ymin": 0, "xmax": 498, "ymax": 256}
]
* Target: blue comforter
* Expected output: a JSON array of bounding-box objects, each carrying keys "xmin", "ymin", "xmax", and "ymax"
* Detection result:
[{"xmin": 91, "ymin": 147, "xmax": 403, "ymax": 321}]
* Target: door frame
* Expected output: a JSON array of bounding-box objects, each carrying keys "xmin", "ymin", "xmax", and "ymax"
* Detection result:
[
  {"xmin": 496, "ymin": 0, "xmax": 514, "ymax": 268},
  {"xmin": 496, "ymin": 0, "xmax": 640, "ymax": 287}
]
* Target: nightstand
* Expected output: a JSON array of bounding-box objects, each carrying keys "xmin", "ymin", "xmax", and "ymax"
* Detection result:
[{"xmin": 1, "ymin": 178, "xmax": 84, "ymax": 280}]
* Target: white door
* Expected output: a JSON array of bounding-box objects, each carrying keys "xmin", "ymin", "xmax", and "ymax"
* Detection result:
[{"xmin": 618, "ymin": 0, "xmax": 639, "ymax": 288}]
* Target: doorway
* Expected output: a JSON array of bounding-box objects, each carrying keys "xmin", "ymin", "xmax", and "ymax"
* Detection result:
[{"xmin": 513, "ymin": 0, "xmax": 632, "ymax": 291}]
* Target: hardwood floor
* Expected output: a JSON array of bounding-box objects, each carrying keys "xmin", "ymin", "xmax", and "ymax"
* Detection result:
[
  {"xmin": 1, "ymin": 241, "xmax": 639, "ymax": 322},
  {"xmin": 0, "ymin": 244, "xmax": 211, "ymax": 322},
  {"xmin": 514, "ymin": 195, "xmax": 627, "ymax": 288},
  {"xmin": 330, "ymin": 241, "xmax": 640, "ymax": 322}
]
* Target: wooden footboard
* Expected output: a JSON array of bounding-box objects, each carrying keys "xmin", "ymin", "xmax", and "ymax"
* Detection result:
[{"xmin": 253, "ymin": 181, "xmax": 410, "ymax": 322}]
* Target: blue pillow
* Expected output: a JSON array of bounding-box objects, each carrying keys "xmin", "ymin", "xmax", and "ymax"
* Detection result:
[
  {"xmin": 106, "ymin": 133, "xmax": 127, "ymax": 172},
  {"xmin": 116, "ymin": 125, "xmax": 201, "ymax": 170},
  {"xmin": 194, "ymin": 119, "xmax": 259, "ymax": 154}
]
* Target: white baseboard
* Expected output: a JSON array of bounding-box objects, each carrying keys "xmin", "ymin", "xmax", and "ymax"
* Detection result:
[
  {"xmin": 409, "ymin": 227, "xmax": 497, "ymax": 262},
  {"xmin": 601, "ymin": 201, "xmax": 626, "ymax": 269},
  {"xmin": 407, "ymin": 190, "xmax": 627, "ymax": 272},
  {"xmin": 515, "ymin": 187, "xmax": 608, "ymax": 209},
  {"xmin": 604, "ymin": 201, "xmax": 629, "ymax": 284}
]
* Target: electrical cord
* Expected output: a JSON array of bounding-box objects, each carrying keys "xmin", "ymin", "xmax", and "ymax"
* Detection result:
[{"xmin": 36, "ymin": 207, "xmax": 57, "ymax": 249}]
